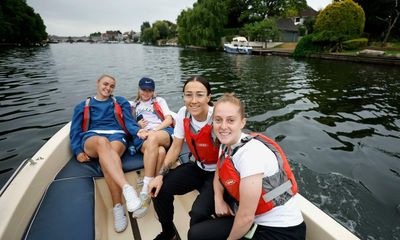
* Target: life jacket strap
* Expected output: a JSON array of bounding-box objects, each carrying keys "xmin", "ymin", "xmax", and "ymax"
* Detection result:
[
  {"xmin": 262, "ymin": 180, "xmax": 292, "ymax": 202},
  {"xmin": 131, "ymin": 100, "xmax": 140, "ymax": 118},
  {"xmin": 220, "ymin": 135, "xmax": 253, "ymax": 159},
  {"xmin": 82, "ymin": 97, "xmax": 92, "ymax": 132},
  {"xmin": 185, "ymin": 109, "xmax": 212, "ymax": 133}
]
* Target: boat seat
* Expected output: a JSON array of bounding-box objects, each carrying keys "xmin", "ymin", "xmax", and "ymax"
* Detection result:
[
  {"xmin": 55, "ymin": 151, "xmax": 144, "ymax": 180},
  {"xmin": 24, "ymin": 143, "xmax": 192, "ymax": 240},
  {"xmin": 55, "ymin": 142, "xmax": 192, "ymax": 180},
  {"xmin": 24, "ymin": 177, "xmax": 95, "ymax": 240}
]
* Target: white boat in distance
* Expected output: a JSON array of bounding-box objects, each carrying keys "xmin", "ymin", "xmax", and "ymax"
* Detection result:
[
  {"xmin": 224, "ymin": 36, "xmax": 253, "ymax": 54},
  {"xmin": 0, "ymin": 122, "xmax": 360, "ymax": 240}
]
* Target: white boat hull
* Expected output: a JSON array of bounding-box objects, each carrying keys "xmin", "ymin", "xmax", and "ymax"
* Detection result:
[{"xmin": 224, "ymin": 43, "xmax": 253, "ymax": 54}]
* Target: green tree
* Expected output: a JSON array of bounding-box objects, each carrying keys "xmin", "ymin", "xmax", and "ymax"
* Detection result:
[
  {"xmin": 140, "ymin": 22, "xmax": 151, "ymax": 33},
  {"xmin": 90, "ymin": 32, "xmax": 101, "ymax": 37},
  {"xmin": 240, "ymin": 0, "xmax": 307, "ymax": 22},
  {"xmin": 302, "ymin": 16, "xmax": 316, "ymax": 35},
  {"xmin": 313, "ymin": 0, "xmax": 365, "ymax": 51},
  {"xmin": 177, "ymin": 0, "xmax": 227, "ymax": 49},
  {"xmin": 153, "ymin": 20, "xmax": 170, "ymax": 39},
  {"xmin": 243, "ymin": 19, "xmax": 279, "ymax": 41},
  {"xmin": 141, "ymin": 27, "xmax": 155, "ymax": 44},
  {"xmin": 0, "ymin": 0, "xmax": 47, "ymax": 44},
  {"xmin": 224, "ymin": 0, "xmax": 249, "ymax": 28},
  {"xmin": 354, "ymin": 0, "xmax": 400, "ymax": 44}
]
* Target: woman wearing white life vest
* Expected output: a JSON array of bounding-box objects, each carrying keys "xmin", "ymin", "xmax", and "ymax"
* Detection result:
[
  {"xmin": 189, "ymin": 93, "xmax": 306, "ymax": 240},
  {"xmin": 70, "ymin": 74, "xmax": 147, "ymax": 233},
  {"xmin": 148, "ymin": 76, "xmax": 220, "ymax": 240},
  {"xmin": 129, "ymin": 77, "xmax": 174, "ymax": 218}
]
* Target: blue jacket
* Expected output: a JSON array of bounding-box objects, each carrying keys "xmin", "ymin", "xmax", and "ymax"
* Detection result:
[{"xmin": 70, "ymin": 96, "xmax": 140, "ymax": 156}]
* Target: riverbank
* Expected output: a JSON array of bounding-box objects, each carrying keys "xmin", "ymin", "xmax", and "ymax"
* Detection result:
[{"xmin": 252, "ymin": 43, "xmax": 400, "ymax": 66}]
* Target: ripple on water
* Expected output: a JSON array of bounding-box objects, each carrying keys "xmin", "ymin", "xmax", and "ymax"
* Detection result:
[{"xmin": 1, "ymin": 44, "xmax": 400, "ymax": 240}]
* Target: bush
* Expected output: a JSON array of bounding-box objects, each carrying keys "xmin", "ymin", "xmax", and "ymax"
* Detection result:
[
  {"xmin": 243, "ymin": 19, "xmax": 279, "ymax": 42},
  {"xmin": 298, "ymin": 25, "xmax": 307, "ymax": 36},
  {"xmin": 293, "ymin": 34, "xmax": 323, "ymax": 57},
  {"xmin": 342, "ymin": 38, "xmax": 368, "ymax": 50},
  {"xmin": 314, "ymin": 0, "xmax": 365, "ymax": 41}
]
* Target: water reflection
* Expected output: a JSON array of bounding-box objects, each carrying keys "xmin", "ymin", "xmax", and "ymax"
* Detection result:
[{"xmin": 179, "ymin": 49, "xmax": 400, "ymax": 239}]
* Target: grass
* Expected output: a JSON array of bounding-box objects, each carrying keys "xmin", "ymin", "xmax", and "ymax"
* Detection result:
[
  {"xmin": 273, "ymin": 42, "xmax": 297, "ymax": 49},
  {"xmin": 384, "ymin": 50, "xmax": 400, "ymax": 56}
]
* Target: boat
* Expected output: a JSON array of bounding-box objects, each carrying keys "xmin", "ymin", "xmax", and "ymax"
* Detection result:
[
  {"xmin": 224, "ymin": 36, "xmax": 253, "ymax": 54},
  {"xmin": 0, "ymin": 122, "xmax": 360, "ymax": 240}
]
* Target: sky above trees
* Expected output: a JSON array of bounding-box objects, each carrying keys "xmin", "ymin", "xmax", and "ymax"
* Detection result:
[{"xmin": 27, "ymin": 0, "xmax": 331, "ymax": 36}]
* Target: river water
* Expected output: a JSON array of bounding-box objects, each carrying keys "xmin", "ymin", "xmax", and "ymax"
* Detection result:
[{"xmin": 0, "ymin": 43, "xmax": 399, "ymax": 239}]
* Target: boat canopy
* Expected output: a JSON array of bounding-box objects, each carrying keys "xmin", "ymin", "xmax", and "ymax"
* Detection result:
[{"xmin": 232, "ymin": 36, "xmax": 248, "ymax": 42}]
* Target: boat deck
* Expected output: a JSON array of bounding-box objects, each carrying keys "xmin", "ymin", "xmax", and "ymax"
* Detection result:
[
  {"xmin": 94, "ymin": 171, "xmax": 197, "ymax": 240},
  {"xmin": 0, "ymin": 123, "xmax": 360, "ymax": 240}
]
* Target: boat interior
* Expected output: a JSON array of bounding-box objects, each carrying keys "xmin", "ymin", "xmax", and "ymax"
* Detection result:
[
  {"xmin": 0, "ymin": 123, "xmax": 360, "ymax": 240},
  {"xmin": 22, "ymin": 144, "xmax": 194, "ymax": 239}
]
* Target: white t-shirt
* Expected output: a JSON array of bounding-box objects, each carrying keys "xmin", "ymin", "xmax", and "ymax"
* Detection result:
[
  {"xmin": 130, "ymin": 97, "xmax": 171, "ymax": 131},
  {"xmin": 225, "ymin": 133, "xmax": 304, "ymax": 227},
  {"xmin": 174, "ymin": 106, "xmax": 216, "ymax": 171}
]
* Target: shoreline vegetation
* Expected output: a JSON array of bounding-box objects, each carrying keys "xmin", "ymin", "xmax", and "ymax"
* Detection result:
[
  {"xmin": 252, "ymin": 42, "xmax": 400, "ymax": 66},
  {"xmin": 2, "ymin": 0, "xmax": 399, "ymax": 66}
]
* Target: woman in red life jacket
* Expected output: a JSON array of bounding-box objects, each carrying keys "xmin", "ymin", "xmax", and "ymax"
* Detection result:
[
  {"xmin": 148, "ymin": 76, "xmax": 220, "ymax": 240},
  {"xmin": 129, "ymin": 77, "xmax": 174, "ymax": 218},
  {"xmin": 70, "ymin": 74, "xmax": 147, "ymax": 233},
  {"xmin": 188, "ymin": 93, "xmax": 306, "ymax": 240}
]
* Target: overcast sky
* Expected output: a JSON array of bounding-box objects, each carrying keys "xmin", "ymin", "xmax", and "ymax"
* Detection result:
[{"xmin": 27, "ymin": 0, "xmax": 332, "ymax": 37}]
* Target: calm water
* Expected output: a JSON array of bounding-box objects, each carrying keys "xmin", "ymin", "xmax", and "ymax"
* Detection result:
[{"xmin": 1, "ymin": 43, "xmax": 399, "ymax": 239}]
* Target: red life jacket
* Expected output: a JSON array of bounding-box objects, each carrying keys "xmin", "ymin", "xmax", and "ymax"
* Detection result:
[
  {"xmin": 183, "ymin": 110, "xmax": 219, "ymax": 166},
  {"xmin": 218, "ymin": 133, "xmax": 298, "ymax": 215},
  {"xmin": 132, "ymin": 97, "xmax": 174, "ymax": 127},
  {"xmin": 82, "ymin": 96, "xmax": 129, "ymax": 134}
]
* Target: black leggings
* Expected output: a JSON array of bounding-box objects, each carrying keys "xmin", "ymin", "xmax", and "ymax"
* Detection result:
[
  {"xmin": 188, "ymin": 217, "xmax": 306, "ymax": 240},
  {"xmin": 152, "ymin": 162, "xmax": 215, "ymax": 236}
]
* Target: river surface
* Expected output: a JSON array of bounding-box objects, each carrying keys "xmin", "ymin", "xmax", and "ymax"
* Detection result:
[{"xmin": 0, "ymin": 43, "xmax": 399, "ymax": 239}]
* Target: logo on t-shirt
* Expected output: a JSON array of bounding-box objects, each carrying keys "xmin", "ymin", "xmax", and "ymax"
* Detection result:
[{"xmin": 225, "ymin": 179, "xmax": 236, "ymax": 186}]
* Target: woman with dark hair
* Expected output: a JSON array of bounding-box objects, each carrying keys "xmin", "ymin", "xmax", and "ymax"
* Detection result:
[
  {"xmin": 148, "ymin": 76, "xmax": 219, "ymax": 240},
  {"xmin": 189, "ymin": 93, "xmax": 306, "ymax": 240}
]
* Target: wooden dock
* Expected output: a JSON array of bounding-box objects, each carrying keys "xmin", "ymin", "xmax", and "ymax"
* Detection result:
[
  {"xmin": 251, "ymin": 48, "xmax": 293, "ymax": 56},
  {"xmin": 251, "ymin": 48, "xmax": 400, "ymax": 66}
]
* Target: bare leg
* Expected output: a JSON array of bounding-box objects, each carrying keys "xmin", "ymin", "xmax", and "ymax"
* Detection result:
[
  {"xmin": 84, "ymin": 136, "xmax": 127, "ymax": 205},
  {"xmin": 156, "ymin": 146, "xmax": 166, "ymax": 174},
  {"xmin": 140, "ymin": 131, "xmax": 171, "ymax": 178}
]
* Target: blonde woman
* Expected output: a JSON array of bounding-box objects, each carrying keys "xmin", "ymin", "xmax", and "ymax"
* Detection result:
[
  {"xmin": 70, "ymin": 74, "xmax": 146, "ymax": 233},
  {"xmin": 129, "ymin": 77, "xmax": 174, "ymax": 218}
]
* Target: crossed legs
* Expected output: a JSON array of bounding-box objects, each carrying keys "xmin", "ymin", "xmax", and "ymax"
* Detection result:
[
  {"xmin": 140, "ymin": 130, "xmax": 171, "ymax": 193},
  {"xmin": 84, "ymin": 136, "xmax": 129, "ymax": 205}
]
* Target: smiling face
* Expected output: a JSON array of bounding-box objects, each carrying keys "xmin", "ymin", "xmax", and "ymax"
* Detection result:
[
  {"xmin": 139, "ymin": 88, "xmax": 154, "ymax": 101},
  {"xmin": 183, "ymin": 81, "xmax": 211, "ymax": 121},
  {"xmin": 213, "ymin": 101, "xmax": 246, "ymax": 147},
  {"xmin": 96, "ymin": 75, "xmax": 115, "ymax": 100}
]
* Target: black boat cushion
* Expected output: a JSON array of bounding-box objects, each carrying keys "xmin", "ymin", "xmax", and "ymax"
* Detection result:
[
  {"xmin": 55, "ymin": 150, "xmax": 144, "ymax": 179},
  {"xmin": 24, "ymin": 177, "xmax": 95, "ymax": 240}
]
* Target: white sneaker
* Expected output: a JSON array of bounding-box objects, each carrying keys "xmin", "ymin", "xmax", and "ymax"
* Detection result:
[
  {"xmin": 122, "ymin": 184, "xmax": 141, "ymax": 212},
  {"xmin": 136, "ymin": 176, "xmax": 144, "ymax": 186},
  {"xmin": 113, "ymin": 203, "xmax": 127, "ymax": 233},
  {"xmin": 132, "ymin": 192, "xmax": 151, "ymax": 218}
]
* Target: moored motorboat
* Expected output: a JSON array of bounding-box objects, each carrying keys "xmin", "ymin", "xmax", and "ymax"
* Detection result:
[
  {"xmin": 0, "ymin": 122, "xmax": 360, "ymax": 240},
  {"xmin": 224, "ymin": 36, "xmax": 253, "ymax": 54}
]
